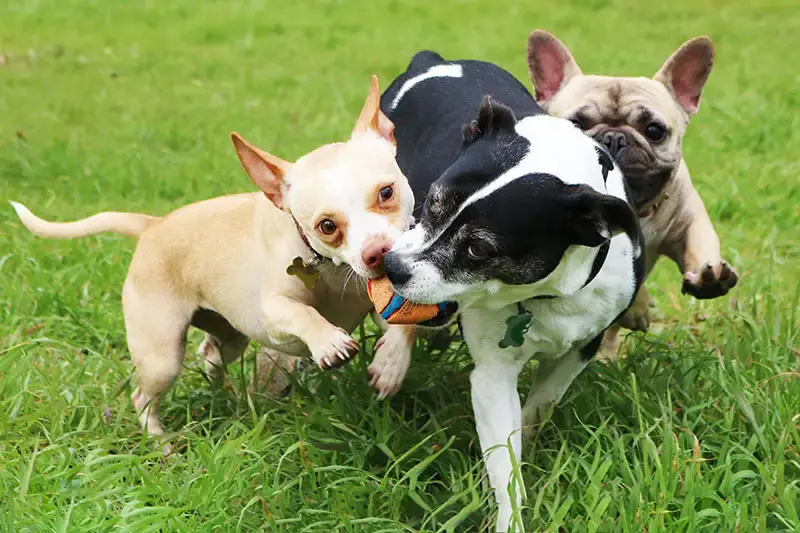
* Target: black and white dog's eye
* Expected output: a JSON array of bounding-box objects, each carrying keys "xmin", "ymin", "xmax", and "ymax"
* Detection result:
[
  {"xmin": 466, "ymin": 241, "xmax": 492, "ymax": 261},
  {"xmin": 379, "ymin": 185, "xmax": 394, "ymax": 202},
  {"xmin": 644, "ymin": 123, "xmax": 667, "ymax": 142}
]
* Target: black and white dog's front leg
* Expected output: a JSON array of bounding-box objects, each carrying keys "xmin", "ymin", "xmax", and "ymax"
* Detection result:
[
  {"xmin": 521, "ymin": 349, "xmax": 591, "ymax": 441},
  {"xmin": 471, "ymin": 362, "xmax": 525, "ymax": 531},
  {"xmin": 462, "ymin": 311, "xmax": 528, "ymax": 532}
]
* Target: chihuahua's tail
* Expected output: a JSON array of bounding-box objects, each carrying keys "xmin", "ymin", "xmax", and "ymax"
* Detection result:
[{"xmin": 9, "ymin": 201, "xmax": 160, "ymax": 239}]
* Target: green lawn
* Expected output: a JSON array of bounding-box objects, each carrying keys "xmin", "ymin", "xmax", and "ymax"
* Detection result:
[{"xmin": 1, "ymin": 0, "xmax": 799, "ymax": 531}]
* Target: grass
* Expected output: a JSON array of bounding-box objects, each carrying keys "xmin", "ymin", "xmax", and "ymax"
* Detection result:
[{"xmin": 1, "ymin": 0, "xmax": 799, "ymax": 530}]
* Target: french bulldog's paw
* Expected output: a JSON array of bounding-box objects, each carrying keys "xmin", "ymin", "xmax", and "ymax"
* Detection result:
[
  {"xmin": 312, "ymin": 328, "xmax": 359, "ymax": 370},
  {"xmin": 618, "ymin": 302, "xmax": 650, "ymax": 331},
  {"xmin": 682, "ymin": 260, "xmax": 738, "ymax": 300},
  {"xmin": 367, "ymin": 336, "xmax": 412, "ymax": 399}
]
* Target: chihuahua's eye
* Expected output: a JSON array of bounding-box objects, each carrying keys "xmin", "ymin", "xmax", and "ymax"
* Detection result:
[
  {"xmin": 379, "ymin": 185, "xmax": 394, "ymax": 202},
  {"xmin": 318, "ymin": 219, "xmax": 337, "ymax": 235},
  {"xmin": 466, "ymin": 241, "xmax": 492, "ymax": 261},
  {"xmin": 644, "ymin": 123, "xmax": 667, "ymax": 143}
]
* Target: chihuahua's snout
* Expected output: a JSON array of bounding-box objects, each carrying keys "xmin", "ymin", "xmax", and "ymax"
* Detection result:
[
  {"xmin": 384, "ymin": 251, "xmax": 412, "ymax": 286},
  {"xmin": 361, "ymin": 237, "xmax": 392, "ymax": 275}
]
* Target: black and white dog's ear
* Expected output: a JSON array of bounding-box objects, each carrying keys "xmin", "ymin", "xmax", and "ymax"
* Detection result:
[
  {"xmin": 462, "ymin": 96, "xmax": 517, "ymax": 144},
  {"xmin": 565, "ymin": 185, "xmax": 641, "ymax": 257}
]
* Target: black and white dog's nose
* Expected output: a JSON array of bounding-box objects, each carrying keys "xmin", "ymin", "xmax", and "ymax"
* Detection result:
[
  {"xmin": 384, "ymin": 252, "xmax": 412, "ymax": 286},
  {"xmin": 601, "ymin": 130, "xmax": 627, "ymax": 156}
]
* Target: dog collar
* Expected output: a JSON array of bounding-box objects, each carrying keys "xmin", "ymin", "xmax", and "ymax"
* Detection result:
[
  {"xmin": 286, "ymin": 214, "xmax": 329, "ymax": 289},
  {"xmin": 532, "ymin": 239, "xmax": 610, "ymax": 301},
  {"xmin": 639, "ymin": 192, "xmax": 670, "ymax": 218},
  {"xmin": 291, "ymin": 214, "xmax": 327, "ymax": 267},
  {"xmin": 500, "ymin": 240, "xmax": 610, "ymax": 349}
]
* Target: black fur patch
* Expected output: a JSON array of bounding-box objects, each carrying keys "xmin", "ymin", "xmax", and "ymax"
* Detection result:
[
  {"xmin": 595, "ymin": 145, "xmax": 615, "ymax": 183},
  {"xmin": 579, "ymin": 332, "xmax": 604, "ymax": 361}
]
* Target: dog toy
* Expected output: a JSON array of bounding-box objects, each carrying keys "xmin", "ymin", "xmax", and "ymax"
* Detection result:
[{"xmin": 367, "ymin": 276, "xmax": 448, "ymax": 325}]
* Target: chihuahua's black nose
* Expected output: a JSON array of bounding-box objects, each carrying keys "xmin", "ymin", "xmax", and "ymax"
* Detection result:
[
  {"xmin": 601, "ymin": 130, "xmax": 627, "ymax": 157},
  {"xmin": 384, "ymin": 251, "xmax": 412, "ymax": 286}
]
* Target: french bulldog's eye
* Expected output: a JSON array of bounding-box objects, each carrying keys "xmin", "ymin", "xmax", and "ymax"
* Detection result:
[
  {"xmin": 466, "ymin": 241, "xmax": 492, "ymax": 261},
  {"xmin": 569, "ymin": 117, "xmax": 584, "ymax": 129},
  {"xmin": 318, "ymin": 219, "xmax": 337, "ymax": 235},
  {"xmin": 644, "ymin": 123, "xmax": 667, "ymax": 142},
  {"xmin": 379, "ymin": 185, "xmax": 394, "ymax": 202}
]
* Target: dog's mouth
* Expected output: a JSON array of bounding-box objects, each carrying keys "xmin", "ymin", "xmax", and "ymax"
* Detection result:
[
  {"xmin": 418, "ymin": 301, "xmax": 460, "ymax": 328},
  {"xmin": 617, "ymin": 163, "xmax": 674, "ymax": 216}
]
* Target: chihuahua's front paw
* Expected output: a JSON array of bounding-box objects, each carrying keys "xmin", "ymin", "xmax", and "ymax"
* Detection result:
[
  {"xmin": 368, "ymin": 335, "xmax": 412, "ymax": 399},
  {"xmin": 312, "ymin": 328, "xmax": 359, "ymax": 369},
  {"xmin": 682, "ymin": 260, "xmax": 738, "ymax": 300}
]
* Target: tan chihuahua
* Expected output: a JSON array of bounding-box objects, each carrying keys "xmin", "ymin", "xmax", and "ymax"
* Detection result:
[{"xmin": 11, "ymin": 76, "xmax": 417, "ymax": 435}]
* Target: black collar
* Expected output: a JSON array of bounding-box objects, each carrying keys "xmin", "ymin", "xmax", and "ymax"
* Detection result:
[
  {"xmin": 291, "ymin": 214, "xmax": 327, "ymax": 266},
  {"xmin": 532, "ymin": 240, "xmax": 610, "ymax": 301}
]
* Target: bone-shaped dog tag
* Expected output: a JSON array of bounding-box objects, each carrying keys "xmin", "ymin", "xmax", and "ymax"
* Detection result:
[
  {"xmin": 286, "ymin": 256, "xmax": 321, "ymax": 289},
  {"xmin": 499, "ymin": 308, "xmax": 533, "ymax": 349}
]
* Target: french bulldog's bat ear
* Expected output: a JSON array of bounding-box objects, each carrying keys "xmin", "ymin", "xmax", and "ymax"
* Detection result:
[
  {"xmin": 230, "ymin": 132, "xmax": 293, "ymax": 210},
  {"xmin": 654, "ymin": 36, "xmax": 714, "ymax": 116},
  {"xmin": 353, "ymin": 75, "xmax": 396, "ymax": 148},
  {"xmin": 565, "ymin": 185, "xmax": 641, "ymax": 258},
  {"xmin": 526, "ymin": 30, "xmax": 583, "ymax": 105}
]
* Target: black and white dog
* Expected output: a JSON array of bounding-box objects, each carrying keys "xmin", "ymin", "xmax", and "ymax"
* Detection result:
[{"xmin": 381, "ymin": 51, "xmax": 645, "ymax": 531}]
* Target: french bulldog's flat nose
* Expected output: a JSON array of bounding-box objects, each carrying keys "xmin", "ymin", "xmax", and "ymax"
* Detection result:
[
  {"xmin": 384, "ymin": 251, "xmax": 412, "ymax": 286},
  {"xmin": 362, "ymin": 238, "xmax": 392, "ymax": 275},
  {"xmin": 602, "ymin": 130, "xmax": 627, "ymax": 156}
]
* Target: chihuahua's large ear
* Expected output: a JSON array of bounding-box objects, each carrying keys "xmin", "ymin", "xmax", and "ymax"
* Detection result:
[
  {"xmin": 526, "ymin": 30, "xmax": 583, "ymax": 105},
  {"xmin": 654, "ymin": 36, "xmax": 714, "ymax": 116},
  {"xmin": 564, "ymin": 185, "xmax": 641, "ymax": 258},
  {"xmin": 230, "ymin": 132, "xmax": 293, "ymax": 210},
  {"xmin": 352, "ymin": 75, "xmax": 396, "ymax": 146}
]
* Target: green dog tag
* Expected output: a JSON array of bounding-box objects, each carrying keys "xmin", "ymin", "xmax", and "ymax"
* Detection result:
[
  {"xmin": 286, "ymin": 256, "xmax": 321, "ymax": 289},
  {"xmin": 499, "ymin": 307, "xmax": 532, "ymax": 349}
]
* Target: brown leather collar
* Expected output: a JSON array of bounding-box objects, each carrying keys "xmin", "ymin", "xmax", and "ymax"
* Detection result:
[{"xmin": 291, "ymin": 214, "xmax": 326, "ymax": 267}]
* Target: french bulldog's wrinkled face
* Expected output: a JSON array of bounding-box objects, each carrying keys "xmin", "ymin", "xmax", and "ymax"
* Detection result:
[
  {"xmin": 527, "ymin": 30, "xmax": 714, "ymax": 215},
  {"xmin": 546, "ymin": 76, "xmax": 685, "ymax": 212}
]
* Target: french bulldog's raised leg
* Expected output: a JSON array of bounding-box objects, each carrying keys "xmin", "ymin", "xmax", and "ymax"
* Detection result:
[
  {"xmin": 261, "ymin": 295, "xmax": 360, "ymax": 369},
  {"xmin": 367, "ymin": 312, "xmax": 416, "ymax": 399},
  {"xmin": 665, "ymin": 185, "xmax": 738, "ymax": 299}
]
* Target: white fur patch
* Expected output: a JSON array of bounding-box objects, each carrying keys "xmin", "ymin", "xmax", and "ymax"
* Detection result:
[{"xmin": 389, "ymin": 64, "xmax": 464, "ymax": 111}]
